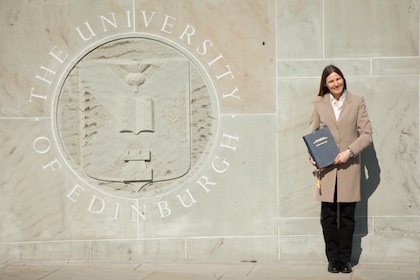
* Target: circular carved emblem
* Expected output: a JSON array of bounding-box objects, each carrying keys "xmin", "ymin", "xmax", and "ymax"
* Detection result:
[{"xmin": 54, "ymin": 38, "xmax": 218, "ymax": 198}]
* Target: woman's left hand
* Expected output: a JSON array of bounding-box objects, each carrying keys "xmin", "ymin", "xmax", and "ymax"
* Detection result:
[{"xmin": 334, "ymin": 149, "xmax": 351, "ymax": 165}]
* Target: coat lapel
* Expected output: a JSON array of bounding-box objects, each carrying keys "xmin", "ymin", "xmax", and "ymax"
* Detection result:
[
  {"xmin": 338, "ymin": 91, "xmax": 352, "ymax": 124},
  {"xmin": 322, "ymin": 94, "xmax": 338, "ymax": 127}
]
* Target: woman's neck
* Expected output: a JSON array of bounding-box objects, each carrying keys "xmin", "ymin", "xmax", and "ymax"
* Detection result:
[{"xmin": 331, "ymin": 91, "xmax": 344, "ymax": 101}]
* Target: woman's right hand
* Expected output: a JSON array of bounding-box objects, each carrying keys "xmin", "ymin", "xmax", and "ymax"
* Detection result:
[{"xmin": 309, "ymin": 157, "xmax": 324, "ymax": 172}]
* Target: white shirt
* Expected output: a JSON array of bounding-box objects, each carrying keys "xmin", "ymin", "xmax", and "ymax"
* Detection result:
[{"xmin": 330, "ymin": 91, "xmax": 346, "ymax": 121}]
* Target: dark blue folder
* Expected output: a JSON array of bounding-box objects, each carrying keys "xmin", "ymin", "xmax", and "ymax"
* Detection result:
[{"xmin": 303, "ymin": 127, "xmax": 340, "ymax": 169}]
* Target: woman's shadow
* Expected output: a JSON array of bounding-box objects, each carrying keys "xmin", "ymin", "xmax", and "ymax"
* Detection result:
[{"xmin": 351, "ymin": 143, "xmax": 381, "ymax": 265}]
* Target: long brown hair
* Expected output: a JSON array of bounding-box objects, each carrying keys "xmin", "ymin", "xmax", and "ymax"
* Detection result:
[{"xmin": 318, "ymin": 65, "xmax": 347, "ymax": 96}]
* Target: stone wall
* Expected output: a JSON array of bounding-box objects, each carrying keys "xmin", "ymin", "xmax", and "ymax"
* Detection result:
[{"xmin": 0, "ymin": 0, "xmax": 418, "ymax": 264}]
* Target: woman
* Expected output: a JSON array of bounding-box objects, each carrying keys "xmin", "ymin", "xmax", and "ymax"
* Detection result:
[{"xmin": 309, "ymin": 65, "xmax": 372, "ymax": 273}]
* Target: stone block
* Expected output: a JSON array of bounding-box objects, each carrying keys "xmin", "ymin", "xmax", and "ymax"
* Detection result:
[
  {"xmin": 325, "ymin": 0, "xmax": 419, "ymax": 57},
  {"xmin": 358, "ymin": 235, "xmax": 420, "ymax": 264},
  {"xmin": 90, "ymin": 239, "xmax": 185, "ymax": 261},
  {"xmin": 278, "ymin": 59, "xmax": 371, "ymax": 78},
  {"xmin": 374, "ymin": 217, "xmax": 420, "ymax": 236},
  {"xmin": 279, "ymin": 236, "xmax": 325, "ymax": 262},
  {"xmin": 18, "ymin": 241, "xmax": 90, "ymax": 261},
  {"xmin": 277, "ymin": 0, "xmax": 323, "ymax": 59},
  {"xmin": 186, "ymin": 237, "xmax": 278, "ymax": 262}
]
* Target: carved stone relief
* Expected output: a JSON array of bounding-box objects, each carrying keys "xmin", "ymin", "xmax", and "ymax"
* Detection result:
[{"xmin": 56, "ymin": 38, "xmax": 217, "ymax": 197}]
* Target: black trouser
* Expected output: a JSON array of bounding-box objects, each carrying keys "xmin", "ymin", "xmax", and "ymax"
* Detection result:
[{"xmin": 321, "ymin": 201, "xmax": 356, "ymax": 264}]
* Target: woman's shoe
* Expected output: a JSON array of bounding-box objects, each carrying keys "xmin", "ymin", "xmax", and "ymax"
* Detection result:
[
  {"xmin": 340, "ymin": 262, "xmax": 353, "ymax": 273},
  {"xmin": 327, "ymin": 262, "xmax": 340, "ymax": 273}
]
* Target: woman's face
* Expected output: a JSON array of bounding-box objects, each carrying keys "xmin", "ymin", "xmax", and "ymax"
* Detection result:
[{"xmin": 325, "ymin": 72, "xmax": 344, "ymax": 96}]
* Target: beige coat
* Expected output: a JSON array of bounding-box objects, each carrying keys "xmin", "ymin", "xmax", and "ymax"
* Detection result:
[{"xmin": 309, "ymin": 91, "xmax": 373, "ymax": 202}]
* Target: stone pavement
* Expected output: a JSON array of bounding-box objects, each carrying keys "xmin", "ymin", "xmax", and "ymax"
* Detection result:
[{"xmin": 0, "ymin": 261, "xmax": 418, "ymax": 280}]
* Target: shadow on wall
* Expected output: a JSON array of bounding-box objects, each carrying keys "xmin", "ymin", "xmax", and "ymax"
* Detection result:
[{"xmin": 352, "ymin": 143, "xmax": 381, "ymax": 265}]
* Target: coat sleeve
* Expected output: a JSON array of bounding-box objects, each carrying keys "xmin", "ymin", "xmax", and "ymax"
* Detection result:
[{"xmin": 348, "ymin": 96, "xmax": 373, "ymax": 155}]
